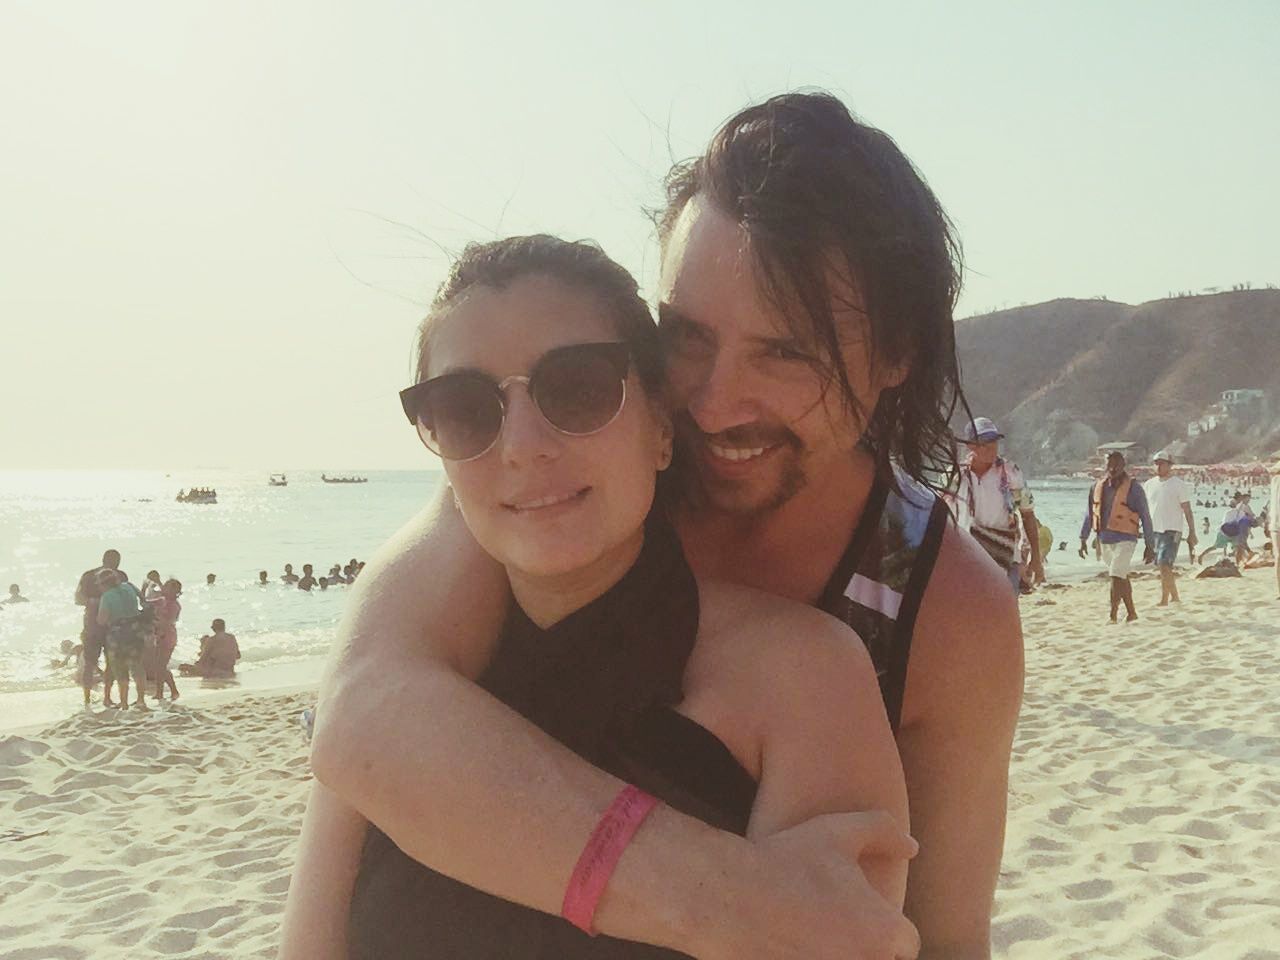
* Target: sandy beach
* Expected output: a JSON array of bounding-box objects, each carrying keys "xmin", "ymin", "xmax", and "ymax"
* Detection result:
[{"xmin": 2, "ymin": 567, "xmax": 1277, "ymax": 959}]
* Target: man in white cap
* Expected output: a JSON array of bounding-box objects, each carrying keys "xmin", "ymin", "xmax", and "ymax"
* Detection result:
[
  {"xmin": 952, "ymin": 416, "xmax": 1045, "ymax": 592},
  {"xmin": 1143, "ymin": 450, "xmax": 1197, "ymax": 605}
]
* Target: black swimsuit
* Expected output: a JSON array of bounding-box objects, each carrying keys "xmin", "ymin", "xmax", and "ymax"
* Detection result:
[{"xmin": 348, "ymin": 512, "xmax": 757, "ymax": 959}]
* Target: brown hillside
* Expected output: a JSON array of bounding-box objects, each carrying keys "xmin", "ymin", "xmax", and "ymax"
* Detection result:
[{"xmin": 954, "ymin": 290, "xmax": 1280, "ymax": 470}]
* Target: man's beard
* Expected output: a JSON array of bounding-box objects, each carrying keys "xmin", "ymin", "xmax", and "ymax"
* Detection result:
[{"xmin": 672, "ymin": 413, "xmax": 808, "ymax": 516}]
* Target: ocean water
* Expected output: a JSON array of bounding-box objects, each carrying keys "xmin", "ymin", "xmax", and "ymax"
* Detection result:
[
  {"xmin": 1, "ymin": 467, "xmax": 1266, "ymax": 702},
  {"xmin": 0, "ymin": 469, "xmax": 445, "ymax": 696}
]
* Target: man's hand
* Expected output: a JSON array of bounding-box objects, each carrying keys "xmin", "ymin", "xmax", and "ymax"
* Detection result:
[
  {"xmin": 1078, "ymin": 540, "xmax": 1088, "ymax": 560},
  {"xmin": 1029, "ymin": 559, "xmax": 1046, "ymax": 585},
  {"xmin": 1187, "ymin": 534, "xmax": 1198, "ymax": 549},
  {"xmin": 1143, "ymin": 545, "xmax": 1155, "ymax": 565},
  {"xmin": 695, "ymin": 812, "xmax": 920, "ymax": 960}
]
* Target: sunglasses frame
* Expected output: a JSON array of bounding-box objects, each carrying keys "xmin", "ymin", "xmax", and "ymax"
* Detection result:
[{"xmin": 399, "ymin": 341, "xmax": 631, "ymax": 462}]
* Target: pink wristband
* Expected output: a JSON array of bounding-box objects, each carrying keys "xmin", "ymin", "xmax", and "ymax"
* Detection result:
[{"xmin": 561, "ymin": 784, "xmax": 661, "ymax": 935}]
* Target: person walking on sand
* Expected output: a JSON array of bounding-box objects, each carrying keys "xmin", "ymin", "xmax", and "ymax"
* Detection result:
[
  {"xmin": 1144, "ymin": 450, "xmax": 1197, "ymax": 606},
  {"xmin": 1080, "ymin": 450, "xmax": 1155, "ymax": 623},
  {"xmin": 950, "ymin": 416, "xmax": 1045, "ymax": 593}
]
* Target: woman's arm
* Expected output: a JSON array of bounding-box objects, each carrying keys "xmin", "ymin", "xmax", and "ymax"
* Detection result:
[
  {"xmin": 311, "ymin": 488, "xmax": 919, "ymax": 959},
  {"xmin": 277, "ymin": 784, "xmax": 368, "ymax": 960}
]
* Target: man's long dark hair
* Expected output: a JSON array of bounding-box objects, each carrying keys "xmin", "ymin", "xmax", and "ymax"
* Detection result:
[{"xmin": 657, "ymin": 92, "xmax": 970, "ymax": 493}]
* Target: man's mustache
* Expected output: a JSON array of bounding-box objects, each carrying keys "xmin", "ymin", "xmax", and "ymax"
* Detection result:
[{"xmin": 673, "ymin": 411, "xmax": 801, "ymax": 451}]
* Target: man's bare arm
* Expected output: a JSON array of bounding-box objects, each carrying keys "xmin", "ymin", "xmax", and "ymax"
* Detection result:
[
  {"xmin": 899, "ymin": 525, "xmax": 1024, "ymax": 960},
  {"xmin": 311, "ymin": 487, "xmax": 920, "ymax": 959}
]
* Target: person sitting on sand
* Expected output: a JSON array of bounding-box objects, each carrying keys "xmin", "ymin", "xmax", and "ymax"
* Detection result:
[
  {"xmin": 97, "ymin": 569, "xmax": 150, "ymax": 709},
  {"xmin": 178, "ymin": 618, "xmax": 241, "ymax": 678},
  {"xmin": 281, "ymin": 563, "xmax": 300, "ymax": 584},
  {"xmin": 297, "ymin": 564, "xmax": 317, "ymax": 592},
  {"xmin": 4, "ymin": 583, "xmax": 28, "ymax": 603}
]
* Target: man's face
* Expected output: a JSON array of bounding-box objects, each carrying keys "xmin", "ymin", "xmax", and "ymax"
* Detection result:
[
  {"xmin": 657, "ymin": 196, "xmax": 900, "ymax": 515},
  {"xmin": 1156, "ymin": 459, "xmax": 1172, "ymax": 478},
  {"xmin": 1107, "ymin": 455, "xmax": 1126, "ymax": 479},
  {"xmin": 966, "ymin": 439, "xmax": 999, "ymax": 471}
]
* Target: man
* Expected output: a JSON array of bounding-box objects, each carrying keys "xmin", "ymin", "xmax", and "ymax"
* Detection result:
[
  {"xmin": 308, "ymin": 94, "xmax": 1022, "ymax": 959},
  {"xmin": 1079, "ymin": 451, "xmax": 1155, "ymax": 623},
  {"xmin": 297, "ymin": 564, "xmax": 317, "ymax": 591},
  {"xmin": 96, "ymin": 568, "xmax": 149, "ymax": 709},
  {"xmin": 4, "ymin": 583, "xmax": 29, "ymax": 603},
  {"xmin": 206, "ymin": 572, "xmax": 217, "ymax": 586},
  {"xmin": 1269, "ymin": 458, "xmax": 1280, "ymax": 598},
  {"xmin": 1143, "ymin": 451, "xmax": 1197, "ymax": 605},
  {"xmin": 74, "ymin": 548, "xmax": 122, "ymax": 707},
  {"xmin": 950, "ymin": 417, "xmax": 1044, "ymax": 593},
  {"xmin": 258, "ymin": 570, "xmax": 270, "ymax": 585},
  {"xmin": 281, "ymin": 563, "xmax": 300, "ymax": 584},
  {"xmin": 178, "ymin": 619, "xmax": 241, "ymax": 678}
]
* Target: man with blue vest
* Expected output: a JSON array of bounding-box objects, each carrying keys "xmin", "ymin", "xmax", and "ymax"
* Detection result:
[{"xmin": 1080, "ymin": 450, "xmax": 1155, "ymax": 623}]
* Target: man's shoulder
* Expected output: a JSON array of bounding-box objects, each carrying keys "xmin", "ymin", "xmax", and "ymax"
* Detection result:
[{"xmin": 904, "ymin": 522, "xmax": 1023, "ymax": 727}]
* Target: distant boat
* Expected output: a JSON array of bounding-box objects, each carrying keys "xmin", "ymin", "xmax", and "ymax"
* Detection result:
[
  {"xmin": 269, "ymin": 474, "xmax": 288, "ymax": 487},
  {"xmin": 321, "ymin": 474, "xmax": 368, "ymax": 484},
  {"xmin": 176, "ymin": 488, "xmax": 218, "ymax": 504}
]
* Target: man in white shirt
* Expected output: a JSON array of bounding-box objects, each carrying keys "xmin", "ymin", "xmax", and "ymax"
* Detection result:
[
  {"xmin": 1143, "ymin": 451, "xmax": 1197, "ymax": 605},
  {"xmin": 1269, "ymin": 457, "xmax": 1280, "ymax": 598},
  {"xmin": 952, "ymin": 417, "xmax": 1044, "ymax": 592}
]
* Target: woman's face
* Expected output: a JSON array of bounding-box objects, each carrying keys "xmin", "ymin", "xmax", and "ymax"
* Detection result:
[{"xmin": 426, "ymin": 275, "xmax": 670, "ymax": 581}]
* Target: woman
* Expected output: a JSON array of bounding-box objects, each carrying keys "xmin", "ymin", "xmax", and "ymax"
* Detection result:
[
  {"xmin": 149, "ymin": 578, "xmax": 181, "ymax": 700},
  {"xmin": 279, "ymin": 236, "xmax": 908, "ymax": 958}
]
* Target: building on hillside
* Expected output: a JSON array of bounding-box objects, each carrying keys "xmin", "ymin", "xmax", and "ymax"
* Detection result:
[{"xmin": 1221, "ymin": 389, "xmax": 1265, "ymax": 407}]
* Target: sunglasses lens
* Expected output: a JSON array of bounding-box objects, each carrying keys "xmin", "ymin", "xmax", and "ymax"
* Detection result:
[
  {"xmin": 533, "ymin": 347, "xmax": 626, "ymax": 435},
  {"xmin": 418, "ymin": 377, "xmax": 503, "ymax": 460}
]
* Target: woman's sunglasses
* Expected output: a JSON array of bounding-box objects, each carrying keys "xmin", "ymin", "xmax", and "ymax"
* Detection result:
[{"xmin": 399, "ymin": 341, "xmax": 630, "ymax": 462}]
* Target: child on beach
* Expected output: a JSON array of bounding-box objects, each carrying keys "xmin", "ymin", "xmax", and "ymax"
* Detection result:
[{"xmin": 148, "ymin": 579, "xmax": 182, "ymax": 699}]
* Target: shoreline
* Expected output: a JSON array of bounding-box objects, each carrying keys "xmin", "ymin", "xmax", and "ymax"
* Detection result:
[{"xmin": 0, "ymin": 656, "xmax": 327, "ymax": 736}]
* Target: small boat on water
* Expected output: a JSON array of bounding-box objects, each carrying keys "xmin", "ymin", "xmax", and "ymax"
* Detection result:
[
  {"xmin": 269, "ymin": 474, "xmax": 288, "ymax": 487},
  {"xmin": 321, "ymin": 474, "xmax": 368, "ymax": 484},
  {"xmin": 176, "ymin": 488, "xmax": 218, "ymax": 504}
]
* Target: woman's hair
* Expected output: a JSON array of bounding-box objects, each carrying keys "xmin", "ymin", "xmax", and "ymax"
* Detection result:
[
  {"xmin": 415, "ymin": 235, "xmax": 663, "ymax": 398},
  {"xmin": 656, "ymin": 91, "xmax": 970, "ymax": 491}
]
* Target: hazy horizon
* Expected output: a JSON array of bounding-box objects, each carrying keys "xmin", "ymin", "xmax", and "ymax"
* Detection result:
[{"xmin": 4, "ymin": 1, "xmax": 1276, "ymax": 470}]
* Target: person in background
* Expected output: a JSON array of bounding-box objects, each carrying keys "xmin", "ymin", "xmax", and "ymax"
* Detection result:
[
  {"xmin": 75, "ymin": 548, "xmax": 123, "ymax": 707},
  {"xmin": 282, "ymin": 563, "xmax": 300, "ymax": 584},
  {"xmin": 140, "ymin": 570, "xmax": 163, "ymax": 603},
  {"xmin": 297, "ymin": 564, "xmax": 318, "ymax": 592},
  {"xmin": 5, "ymin": 583, "xmax": 29, "ymax": 603},
  {"xmin": 97, "ymin": 568, "xmax": 149, "ymax": 709},
  {"xmin": 206, "ymin": 573, "xmax": 217, "ymax": 586},
  {"xmin": 1143, "ymin": 451, "xmax": 1197, "ymax": 606},
  {"xmin": 178, "ymin": 619, "xmax": 241, "ymax": 678},
  {"xmin": 1268, "ymin": 458, "xmax": 1280, "ymax": 598},
  {"xmin": 950, "ymin": 417, "xmax": 1045, "ymax": 593},
  {"xmin": 259, "ymin": 570, "xmax": 270, "ymax": 585},
  {"xmin": 1080, "ymin": 451, "xmax": 1155, "ymax": 623},
  {"xmin": 149, "ymin": 578, "xmax": 182, "ymax": 700}
]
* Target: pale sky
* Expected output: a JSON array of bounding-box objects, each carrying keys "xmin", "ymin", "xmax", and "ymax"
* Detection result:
[{"xmin": 3, "ymin": 1, "xmax": 1276, "ymax": 470}]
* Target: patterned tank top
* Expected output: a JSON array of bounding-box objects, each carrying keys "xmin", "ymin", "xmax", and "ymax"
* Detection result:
[{"xmin": 818, "ymin": 468, "xmax": 950, "ymax": 731}]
